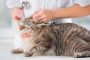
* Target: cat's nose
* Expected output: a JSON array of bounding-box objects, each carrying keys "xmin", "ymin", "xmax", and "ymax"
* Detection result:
[{"xmin": 20, "ymin": 33, "xmax": 31, "ymax": 38}]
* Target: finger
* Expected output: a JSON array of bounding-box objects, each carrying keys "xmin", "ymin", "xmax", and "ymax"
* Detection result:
[
  {"xmin": 32, "ymin": 11, "xmax": 44, "ymax": 19},
  {"xmin": 31, "ymin": 9, "xmax": 41, "ymax": 17},
  {"xmin": 32, "ymin": 18, "xmax": 48, "ymax": 24},
  {"xmin": 33, "ymin": 13, "xmax": 42, "ymax": 19},
  {"xmin": 36, "ymin": 15, "xmax": 46, "ymax": 21},
  {"xmin": 35, "ymin": 19, "xmax": 47, "ymax": 24},
  {"xmin": 30, "ymin": 19, "xmax": 39, "ymax": 24}
]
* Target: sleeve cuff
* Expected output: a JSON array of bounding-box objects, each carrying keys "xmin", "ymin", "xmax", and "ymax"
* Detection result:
[{"xmin": 72, "ymin": 0, "xmax": 90, "ymax": 7}]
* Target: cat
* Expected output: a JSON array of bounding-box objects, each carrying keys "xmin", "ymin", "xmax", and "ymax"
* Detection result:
[{"xmin": 11, "ymin": 18, "xmax": 90, "ymax": 58}]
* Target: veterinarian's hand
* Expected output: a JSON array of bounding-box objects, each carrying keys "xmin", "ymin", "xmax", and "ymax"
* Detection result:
[
  {"xmin": 11, "ymin": 8, "xmax": 24, "ymax": 21},
  {"xmin": 31, "ymin": 9, "xmax": 55, "ymax": 23}
]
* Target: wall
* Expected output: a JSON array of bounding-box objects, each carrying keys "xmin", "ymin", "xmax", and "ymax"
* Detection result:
[{"xmin": 0, "ymin": 0, "xmax": 11, "ymax": 28}]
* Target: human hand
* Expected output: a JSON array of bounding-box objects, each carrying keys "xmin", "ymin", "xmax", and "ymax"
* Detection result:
[
  {"xmin": 11, "ymin": 8, "xmax": 24, "ymax": 21},
  {"xmin": 31, "ymin": 9, "xmax": 55, "ymax": 24}
]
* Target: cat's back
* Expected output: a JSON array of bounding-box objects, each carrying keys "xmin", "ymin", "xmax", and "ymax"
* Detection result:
[
  {"xmin": 49, "ymin": 23, "xmax": 89, "ymax": 32},
  {"xmin": 48, "ymin": 23, "xmax": 90, "ymax": 42},
  {"xmin": 49, "ymin": 23, "xmax": 81, "ymax": 33}
]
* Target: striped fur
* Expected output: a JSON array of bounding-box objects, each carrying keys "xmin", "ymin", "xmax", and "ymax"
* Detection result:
[{"xmin": 12, "ymin": 19, "xmax": 90, "ymax": 58}]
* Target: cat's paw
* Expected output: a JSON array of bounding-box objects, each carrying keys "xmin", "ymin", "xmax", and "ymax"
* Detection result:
[
  {"xmin": 11, "ymin": 48, "xmax": 23, "ymax": 54},
  {"xmin": 23, "ymin": 52, "xmax": 33, "ymax": 57},
  {"xmin": 73, "ymin": 52, "xmax": 83, "ymax": 58}
]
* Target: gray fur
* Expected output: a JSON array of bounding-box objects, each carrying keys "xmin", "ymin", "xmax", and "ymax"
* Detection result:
[{"xmin": 12, "ymin": 18, "xmax": 90, "ymax": 58}]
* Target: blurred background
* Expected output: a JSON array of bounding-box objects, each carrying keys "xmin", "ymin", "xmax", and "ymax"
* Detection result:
[
  {"xmin": 0, "ymin": 0, "xmax": 90, "ymax": 60},
  {"xmin": 0, "ymin": 0, "xmax": 11, "ymax": 28}
]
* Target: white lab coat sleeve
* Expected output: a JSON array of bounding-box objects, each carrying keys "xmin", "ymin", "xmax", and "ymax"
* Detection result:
[
  {"xmin": 6, "ymin": 0, "xmax": 22, "ymax": 8},
  {"xmin": 72, "ymin": 0, "xmax": 90, "ymax": 7}
]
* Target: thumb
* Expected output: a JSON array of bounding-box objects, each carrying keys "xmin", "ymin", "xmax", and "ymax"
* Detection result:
[
  {"xmin": 14, "ymin": 16, "xmax": 21, "ymax": 21},
  {"xmin": 31, "ymin": 9, "xmax": 41, "ymax": 18}
]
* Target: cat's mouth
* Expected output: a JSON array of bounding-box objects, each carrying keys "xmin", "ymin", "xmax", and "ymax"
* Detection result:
[{"xmin": 20, "ymin": 32, "xmax": 31, "ymax": 38}]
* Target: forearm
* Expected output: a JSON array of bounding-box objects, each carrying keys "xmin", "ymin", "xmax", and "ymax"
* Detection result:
[{"xmin": 54, "ymin": 4, "xmax": 90, "ymax": 19}]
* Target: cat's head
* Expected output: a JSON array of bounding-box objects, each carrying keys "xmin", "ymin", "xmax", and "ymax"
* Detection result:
[{"xmin": 19, "ymin": 17, "xmax": 48, "ymax": 31}]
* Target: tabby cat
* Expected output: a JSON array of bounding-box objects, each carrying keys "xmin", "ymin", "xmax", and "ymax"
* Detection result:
[{"xmin": 12, "ymin": 18, "xmax": 90, "ymax": 58}]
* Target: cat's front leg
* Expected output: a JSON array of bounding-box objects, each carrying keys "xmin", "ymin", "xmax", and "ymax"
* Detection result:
[
  {"xmin": 73, "ymin": 51, "xmax": 90, "ymax": 58},
  {"xmin": 23, "ymin": 51, "xmax": 33, "ymax": 57},
  {"xmin": 23, "ymin": 46, "xmax": 47, "ymax": 57},
  {"xmin": 23, "ymin": 46, "xmax": 36, "ymax": 57},
  {"xmin": 11, "ymin": 48, "xmax": 23, "ymax": 54}
]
